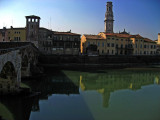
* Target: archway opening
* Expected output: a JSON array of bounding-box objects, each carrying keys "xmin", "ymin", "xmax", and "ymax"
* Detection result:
[{"xmin": 0, "ymin": 61, "xmax": 17, "ymax": 93}]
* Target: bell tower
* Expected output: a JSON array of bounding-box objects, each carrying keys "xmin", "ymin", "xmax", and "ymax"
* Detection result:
[
  {"xmin": 104, "ymin": 2, "xmax": 114, "ymax": 33},
  {"xmin": 26, "ymin": 15, "xmax": 40, "ymax": 47}
]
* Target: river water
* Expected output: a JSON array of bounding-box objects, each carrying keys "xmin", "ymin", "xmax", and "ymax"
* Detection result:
[{"xmin": 0, "ymin": 68, "xmax": 160, "ymax": 120}]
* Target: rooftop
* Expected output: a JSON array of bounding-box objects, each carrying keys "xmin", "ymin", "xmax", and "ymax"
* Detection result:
[
  {"xmin": 84, "ymin": 34, "xmax": 105, "ymax": 40},
  {"xmin": 25, "ymin": 15, "xmax": 40, "ymax": 19},
  {"xmin": 53, "ymin": 31, "xmax": 81, "ymax": 36},
  {"xmin": 144, "ymin": 38, "xmax": 156, "ymax": 43}
]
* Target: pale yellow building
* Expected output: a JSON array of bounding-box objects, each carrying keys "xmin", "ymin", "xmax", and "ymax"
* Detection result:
[
  {"xmin": 0, "ymin": 27, "xmax": 26, "ymax": 42},
  {"xmin": 158, "ymin": 33, "xmax": 160, "ymax": 45},
  {"xmin": 8, "ymin": 27, "xmax": 26, "ymax": 42},
  {"xmin": 81, "ymin": 32, "xmax": 157, "ymax": 55}
]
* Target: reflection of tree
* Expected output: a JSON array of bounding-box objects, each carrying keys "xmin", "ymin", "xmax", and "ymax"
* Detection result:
[{"xmin": 80, "ymin": 71, "xmax": 160, "ymax": 108}]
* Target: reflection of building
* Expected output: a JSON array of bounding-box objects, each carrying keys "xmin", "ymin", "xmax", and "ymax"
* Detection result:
[
  {"xmin": 24, "ymin": 74, "xmax": 80, "ymax": 100},
  {"xmin": 79, "ymin": 71, "xmax": 159, "ymax": 108},
  {"xmin": 81, "ymin": 2, "xmax": 157, "ymax": 55}
]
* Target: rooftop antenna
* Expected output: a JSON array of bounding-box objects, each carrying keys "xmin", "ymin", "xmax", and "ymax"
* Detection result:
[
  {"xmin": 12, "ymin": 19, "xmax": 13, "ymax": 26},
  {"xmin": 50, "ymin": 17, "xmax": 52, "ymax": 30}
]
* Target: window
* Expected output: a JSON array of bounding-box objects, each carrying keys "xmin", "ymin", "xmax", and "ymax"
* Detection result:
[
  {"xmin": 98, "ymin": 42, "xmax": 100, "ymax": 47},
  {"xmin": 116, "ymin": 39, "xmax": 119, "ymax": 40},
  {"xmin": 151, "ymin": 45, "xmax": 153, "ymax": 49},
  {"xmin": 107, "ymin": 50, "xmax": 109, "ymax": 54},
  {"xmin": 144, "ymin": 51, "xmax": 146, "ymax": 54},
  {"xmin": 136, "ymin": 44, "xmax": 137, "ymax": 48},
  {"xmin": 107, "ymin": 43, "xmax": 110, "ymax": 47},
  {"xmin": 107, "ymin": 38, "xmax": 110, "ymax": 40},
  {"xmin": 88, "ymin": 42, "xmax": 90, "ymax": 46},
  {"xmin": 112, "ymin": 50, "xmax": 114, "ymax": 54},
  {"xmin": 102, "ymin": 42, "xmax": 104, "ymax": 47},
  {"xmin": 140, "ymin": 44, "xmax": 142, "ymax": 48},
  {"xmin": 144, "ymin": 45, "xmax": 146, "ymax": 48},
  {"xmin": 121, "ymin": 44, "xmax": 123, "ymax": 48},
  {"xmin": 111, "ymin": 43, "xmax": 114, "ymax": 47},
  {"xmin": 116, "ymin": 44, "xmax": 118, "ymax": 48},
  {"xmin": 112, "ymin": 38, "xmax": 114, "ymax": 40},
  {"xmin": 121, "ymin": 39, "xmax": 123, "ymax": 41}
]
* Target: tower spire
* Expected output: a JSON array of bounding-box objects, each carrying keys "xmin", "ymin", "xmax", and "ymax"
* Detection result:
[{"xmin": 104, "ymin": 1, "xmax": 114, "ymax": 33}]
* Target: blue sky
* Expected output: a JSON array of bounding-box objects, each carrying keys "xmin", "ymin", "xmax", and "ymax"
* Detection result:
[{"xmin": 0, "ymin": 0, "xmax": 160, "ymax": 40}]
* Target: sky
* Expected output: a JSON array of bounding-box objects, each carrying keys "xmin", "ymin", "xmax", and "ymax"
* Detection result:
[{"xmin": 0, "ymin": 0, "xmax": 160, "ymax": 40}]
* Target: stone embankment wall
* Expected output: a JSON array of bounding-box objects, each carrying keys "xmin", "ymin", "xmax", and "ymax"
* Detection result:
[{"xmin": 38, "ymin": 55, "xmax": 160, "ymax": 69}]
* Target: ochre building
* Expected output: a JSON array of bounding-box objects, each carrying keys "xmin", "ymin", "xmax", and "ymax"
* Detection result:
[
  {"xmin": 81, "ymin": 1, "xmax": 157, "ymax": 56},
  {"xmin": 81, "ymin": 32, "xmax": 157, "ymax": 55}
]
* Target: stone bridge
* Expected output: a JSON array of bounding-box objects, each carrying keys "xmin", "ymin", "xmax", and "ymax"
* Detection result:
[{"xmin": 0, "ymin": 42, "xmax": 39, "ymax": 94}]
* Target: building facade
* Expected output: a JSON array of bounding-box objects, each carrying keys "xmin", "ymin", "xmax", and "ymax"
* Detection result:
[
  {"xmin": 81, "ymin": 32, "xmax": 157, "ymax": 55},
  {"xmin": 39, "ymin": 31, "xmax": 81, "ymax": 55},
  {"xmin": 0, "ymin": 27, "xmax": 26, "ymax": 42},
  {"xmin": 26, "ymin": 15, "xmax": 40, "ymax": 47},
  {"xmin": 81, "ymin": 1, "xmax": 157, "ymax": 56},
  {"xmin": 158, "ymin": 33, "xmax": 160, "ymax": 45}
]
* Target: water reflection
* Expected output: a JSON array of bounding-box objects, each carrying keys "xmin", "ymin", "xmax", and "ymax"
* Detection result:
[
  {"xmin": 0, "ymin": 69, "xmax": 160, "ymax": 120},
  {"xmin": 78, "ymin": 70, "xmax": 160, "ymax": 107}
]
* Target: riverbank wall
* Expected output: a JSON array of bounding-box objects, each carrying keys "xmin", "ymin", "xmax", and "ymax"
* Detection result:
[{"xmin": 38, "ymin": 55, "xmax": 160, "ymax": 69}]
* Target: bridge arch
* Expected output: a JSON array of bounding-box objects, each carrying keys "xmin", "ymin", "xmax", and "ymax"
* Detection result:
[
  {"xmin": 0, "ymin": 50, "xmax": 21, "ymax": 94},
  {"xmin": 0, "ymin": 61, "xmax": 18, "ymax": 94}
]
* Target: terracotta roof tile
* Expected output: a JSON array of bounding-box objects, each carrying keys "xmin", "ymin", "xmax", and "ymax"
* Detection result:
[
  {"xmin": 104, "ymin": 33, "xmax": 131, "ymax": 38},
  {"xmin": 102, "ymin": 32, "xmax": 145, "ymax": 39},
  {"xmin": 54, "ymin": 32, "xmax": 81, "ymax": 36},
  {"xmin": 144, "ymin": 38, "xmax": 156, "ymax": 43},
  {"xmin": 84, "ymin": 35, "xmax": 105, "ymax": 40}
]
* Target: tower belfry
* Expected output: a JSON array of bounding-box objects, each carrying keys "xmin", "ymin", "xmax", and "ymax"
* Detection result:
[
  {"xmin": 26, "ymin": 15, "xmax": 40, "ymax": 48},
  {"xmin": 104, "ymin": 2, "xmax": 114, "ymax": 33}
]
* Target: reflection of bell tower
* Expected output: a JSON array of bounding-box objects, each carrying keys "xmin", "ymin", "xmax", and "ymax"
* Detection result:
[
  {"xmin": 26, "ymin": 15, "xmax": 40, "ymax": 47},
  {"xmin": 104, "ymin": 2, "xmax": 114, "ymax": 33}
]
